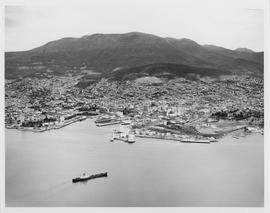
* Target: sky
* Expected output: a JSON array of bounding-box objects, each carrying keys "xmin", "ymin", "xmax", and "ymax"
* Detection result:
[{"xmin": 4, "ymin": 0, "xmax": 264, "ymax": 52}]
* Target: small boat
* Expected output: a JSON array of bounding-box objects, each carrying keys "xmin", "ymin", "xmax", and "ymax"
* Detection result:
[
  {"xmin": 79, "ymin": 116, "xmax": 87, "ymax": 121},
  {"xmin": 127, "ymin": 134, "xmax": 135, "ymax": 143},
  {"xmin": 72, "ymin": 172, "xmax": 108, "ymax": 183},
  {"xmin": 110, "ymin": 133, "xmax": 115, "ymax": 142},
  {"xmin": 209, "ymin": 137, "xmax": 218, "ymax": 142}
]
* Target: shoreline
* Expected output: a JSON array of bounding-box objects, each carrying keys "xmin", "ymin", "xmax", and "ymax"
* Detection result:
[
  {"xmin": 6, "ymin": 117, "xmax": 263, "ymax": 144},
  {"xmin": 135, "ymin": 134, "xmax": 213, "ymax": 143},
  {"xmin": 5, "ymin": 116, "xmax": 90, "ymax": 133}
]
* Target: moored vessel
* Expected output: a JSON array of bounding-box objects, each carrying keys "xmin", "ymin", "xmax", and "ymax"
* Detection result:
[
  {"xmin": 127, "ymin": 133, "xmax": 135, "ymax": 143},
  {"xmin": 110, "ymin": 133, "xmax": 115, "ymax": 142},
  {"xmin": 181, "ymin": 138, "xmax": 210, "ymax": 144},
  {"xmin": 96, "ymin": 120, "xmax": 121, "ymax": 127}
]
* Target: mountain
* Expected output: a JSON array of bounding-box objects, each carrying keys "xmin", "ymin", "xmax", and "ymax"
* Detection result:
[{"xmin": 5, "ymin": 32, "xmax": 263, "ymax": 79}]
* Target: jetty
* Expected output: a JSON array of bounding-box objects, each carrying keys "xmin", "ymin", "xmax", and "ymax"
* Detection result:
[{"xmin": 135, "ymin": 134, "xmax": 216, "ymax": 143}]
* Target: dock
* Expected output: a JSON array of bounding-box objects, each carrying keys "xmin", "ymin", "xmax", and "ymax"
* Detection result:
[
  {"xmin": 135, "ymin": 134, "xmax": 213, "ymax": 143},
  {"xmin": 110, "ymin": 126, "xmax": 135, "ymax": 143}
]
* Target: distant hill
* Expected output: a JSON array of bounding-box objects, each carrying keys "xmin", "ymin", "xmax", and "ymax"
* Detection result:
[
  {"xmin": 235, "ymin": 47, "xmax": 255, "ymax": 53},
  {"xmin": 107, "ymin": 63, "xmax": 231, "ymax": 81},
  {"xmin": 5, "ymin": 32, "xmax": 263, "ymax": 79}
]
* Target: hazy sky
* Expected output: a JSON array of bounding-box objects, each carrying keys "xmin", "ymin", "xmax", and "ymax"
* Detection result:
[{"xmin": 5, "ymin": 0, "xmax": 264, "ymax": 52}]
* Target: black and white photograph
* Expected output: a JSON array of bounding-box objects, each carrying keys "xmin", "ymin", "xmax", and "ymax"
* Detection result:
[{"xmin": 1, "ymin": 0, "xmax": 269, "ymax": 210}]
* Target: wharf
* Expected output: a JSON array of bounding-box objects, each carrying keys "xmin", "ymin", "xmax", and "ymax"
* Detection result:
[
  {"xmin": 10, "ymin": 116, "xmax": 87, "ymax": 133},
  {"xmin": 199, "ymin": 125, "xmax": 247, "ymax": 137},
  {"xmin": 135, "ymin": 134, "xmax": 212, "ymax": 143}
]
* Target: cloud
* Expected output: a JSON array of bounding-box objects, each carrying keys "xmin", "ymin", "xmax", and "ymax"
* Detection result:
[
  {"xmin": 4, "ymin": 3, "xmax": 264, "ymax": 52},
  {"xmin": 5, "ymin": 6, "xmax": 25, "ymax": 28}
]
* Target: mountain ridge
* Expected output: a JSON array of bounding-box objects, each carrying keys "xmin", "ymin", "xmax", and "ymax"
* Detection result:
[
  {"xmin": 24, "ymin": 32, "xmax": 261, "ymax": 53},
  {"xmin": 5, "ymin": 32, "xmax": 263, "ymax": 79}
]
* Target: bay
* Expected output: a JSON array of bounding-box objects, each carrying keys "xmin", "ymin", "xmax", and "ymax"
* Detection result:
[{"xmin": 5, "ymin": 119, "xmax": 264, "ymax": 207}]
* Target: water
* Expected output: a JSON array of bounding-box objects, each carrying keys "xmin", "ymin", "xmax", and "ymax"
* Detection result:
[{"xmin": 5, "ymin": 119, "xmax": 264, "ymax": 207}]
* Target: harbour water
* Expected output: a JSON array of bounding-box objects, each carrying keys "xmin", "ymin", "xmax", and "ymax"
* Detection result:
[{"xmin": 5, "ymin": 119, "xmax": 264, "ymax": 207}]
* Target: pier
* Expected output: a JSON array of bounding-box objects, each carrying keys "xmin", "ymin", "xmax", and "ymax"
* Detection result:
[{"xmin": 135, "ymin": 134, "xmax": 213, "ymax": 143}]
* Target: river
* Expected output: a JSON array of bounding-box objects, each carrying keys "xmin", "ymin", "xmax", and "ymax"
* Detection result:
[{"xmin": 5, "ymin": 119, "xmax": 264, "ymax": 207}]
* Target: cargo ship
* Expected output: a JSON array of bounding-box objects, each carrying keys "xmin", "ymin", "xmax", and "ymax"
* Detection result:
[
  {"xmin": 181, "ymin": 138, "xmax": 210, "ymax": 144},
  {"xmin": 96, "ymin": 120, "xmax": 121, "ymax": 127},
  {"xmin": 95, "ymin": 116, "xmax": 121, "ymax": 127},
  {"xmin": 72, "ymin": 172, "xmax": 108, "ymax": 183},
  {"xmin": 95, "ymin": 117, "xmax": 113, "ymax": 124}
]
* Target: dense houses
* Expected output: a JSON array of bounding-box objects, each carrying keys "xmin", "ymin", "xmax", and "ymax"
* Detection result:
[{"xmin": 5, "ymin": 74, "xmax": 264, "ymax": 136}]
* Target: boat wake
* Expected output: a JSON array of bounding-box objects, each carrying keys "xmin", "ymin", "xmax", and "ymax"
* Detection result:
[{"xmin": 12, "ymin": 179, "xmax": 71, "ymax": 204}]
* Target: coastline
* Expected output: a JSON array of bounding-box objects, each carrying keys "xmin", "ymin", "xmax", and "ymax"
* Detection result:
[
  {"xmin": 6, "ymin": 117, "xmax": 263, "ymax": 144},
  {"xmin": 135, "ymin": 134, "xmax": 214, "ymax": 143},
  {"xmin": 5, "ymin": 116, "xmax": 90, "ymax": 133}
]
